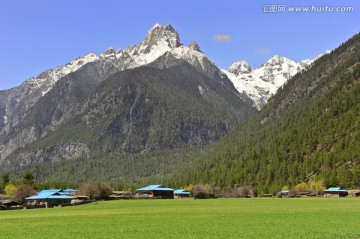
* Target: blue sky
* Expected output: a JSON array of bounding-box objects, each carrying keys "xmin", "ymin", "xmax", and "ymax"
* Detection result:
[{"xmin": 0, "ymin": 0, "xmax": 359, "ymax": 90}]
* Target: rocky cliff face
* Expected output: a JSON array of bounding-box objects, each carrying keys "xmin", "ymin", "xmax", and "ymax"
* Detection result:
[
  {"xmin": 0, "ymin": 53, "xmax": 98, "ymax": 136},
  {"xmin": 3, "ymin": 142, "xmax": 90, "ymax": 169}
]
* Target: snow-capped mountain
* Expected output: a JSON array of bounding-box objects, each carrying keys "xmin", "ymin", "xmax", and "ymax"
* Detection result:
[
  {"xmin": 0, "ymin": 23, "xmax": 251, "ymax": 163},
  {"xmin": 0, "ymin": 23, "xmax": 238, "ymax": 138},
  {"xmin": 223, "ymin": 52, "xmax": 331, "ymax": 110},
  {"xmin": 222, "ymin": 56, "xmax": 313, "ymax": 110}
]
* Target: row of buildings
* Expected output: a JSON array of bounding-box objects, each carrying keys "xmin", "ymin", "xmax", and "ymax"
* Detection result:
[
  {"xmin": 22, "ymin": 185, "xmax": 190, "ymax": 208},
  {"xmin": 3, "ymin": 185, "xmax": 356, "ymax": 209},
  {"xmin": 278, "ymin": 187, "xmax": 358, "ymax": 198}
]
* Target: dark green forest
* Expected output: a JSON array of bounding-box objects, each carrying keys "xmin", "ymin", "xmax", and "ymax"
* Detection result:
[{"xmin": 166, "ymin": 33, "xmax": 360, "ymax": 194}]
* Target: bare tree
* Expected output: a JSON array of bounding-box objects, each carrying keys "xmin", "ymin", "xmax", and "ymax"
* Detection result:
[
  {"xmin": 10, "ymin": 184, "xmax": 36, "ymax": 204},
  {"xmin": 192, "ymin": 184, "xmax": 210, "ymax": 199},
  {"xmin": 288, "ymin": 187, "xmax": 300, "ymax": 197},
  {"xmin": 80, "ymin": 183, "xmax": 112, "ymax": 200},
  {"xmin": 235, "ymin": 185, "xmax": 253, "ymax": 198}
]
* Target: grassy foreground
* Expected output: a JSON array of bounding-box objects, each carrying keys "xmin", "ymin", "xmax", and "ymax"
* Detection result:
[{"xmin": 0, "ymin": 198, "xmax": 360, "ymax": 239}]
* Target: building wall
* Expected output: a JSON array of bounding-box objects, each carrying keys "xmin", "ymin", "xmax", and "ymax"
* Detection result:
[{"xmin": 153, "ymin": 190, "xmax": 174, "ymax": 199}]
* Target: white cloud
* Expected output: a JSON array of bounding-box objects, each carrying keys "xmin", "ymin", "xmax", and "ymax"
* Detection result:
[
  {"xmin": 255, "ymin": 48, "xmax": 270, "ymax": 54},
  {"xmin": 214, "ymin": 34, "xmax": 231, "ymax": 42}
]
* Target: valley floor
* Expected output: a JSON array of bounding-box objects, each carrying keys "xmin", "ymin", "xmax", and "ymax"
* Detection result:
[{"xmin": 1, "ymin": 198, "xmax": 360, "ymax": 238}]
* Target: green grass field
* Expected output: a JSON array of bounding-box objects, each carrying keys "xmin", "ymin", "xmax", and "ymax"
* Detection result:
[{"xmin": 1, "ymin": 198, "xmax": 360, "ymax": 238}]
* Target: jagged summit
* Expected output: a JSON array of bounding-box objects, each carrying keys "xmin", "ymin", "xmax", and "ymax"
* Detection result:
[
  {"xmin": 164, "ymin": 23, "xmax": 177, "ymax": 34},
  {"xmin": 100, "ymin": 47, "xmax": 116, "ymax": 57},
  {"xmin": 228, "ymin": 60, "xmax": 252, "ymax": 75},
  {"xmin": 264, "ymin": 55, "xmax": 294, "ymax": 67},
  {"xmin": 189, "ymin": 41, "xmax": 202, "ymax": 53},
  {"xmin": 138, "ymin": 23, "xmax": 182, "ymax": 54}
]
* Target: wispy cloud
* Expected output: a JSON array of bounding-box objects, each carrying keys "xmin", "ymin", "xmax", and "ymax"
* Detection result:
[
  {"xmin": 214, "ymin": 34, "xmax": 231, "ymax": 42},
  {"xmin": 255, "ymin": 48, "xmax": 270, "ymax": 54}
]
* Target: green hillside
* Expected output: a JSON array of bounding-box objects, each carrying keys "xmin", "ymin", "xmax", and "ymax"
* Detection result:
[{"xmin": 168, "ymin": 33, "xmax": 360, "ymax": 194}]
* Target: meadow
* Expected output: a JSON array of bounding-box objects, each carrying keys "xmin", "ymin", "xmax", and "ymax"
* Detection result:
[{"xmin": 1, "ymin": 198, "xmax": 360, "ymax": 239}]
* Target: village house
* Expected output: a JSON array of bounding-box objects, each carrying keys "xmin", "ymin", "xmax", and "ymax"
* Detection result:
[
  {"xmin": 136, "ymin": 185, "xmax": 174, "ymax": 199},
  {"xmin": 174, "ymin": 189, "xmax": 191, "ymax": 198},
  {"xmin": 323, "ymin": 187, "xmax": 348, "ymax": 197},
  {"xmin": 25, "ymin": 189, "xmax": 76, "ymax": 208}
]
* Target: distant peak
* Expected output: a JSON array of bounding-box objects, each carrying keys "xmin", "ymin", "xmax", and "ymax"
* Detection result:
[
  {"xmin": 269, "ymin": 55, "xmax": 285, "ymax": 60},
  {"xmin": 100, "ymin": 47, "xmax": 116, "ymax": 57},
  {"xmin": 266, "ymin": 55, "xmax": 294, "ymax": 66},
  {"xmin": 104, "ymin": 47, "xmax": 115, "ymax": 53},
  {"xmin": 228, "ymin": 60, "xmax": 252, "ymax": 75},
  {"xmin": 189, "ymin": 41, "xmax": 202, "ymax": 53}
]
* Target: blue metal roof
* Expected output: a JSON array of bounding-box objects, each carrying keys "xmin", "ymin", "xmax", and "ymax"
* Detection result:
[
  {"xmin": 63, "ymin": 189, "xmax": 79, "ymax": 193},
  {"xmin": 25, "ymin": 189, "xmax": 74, "ymax": 200},
  {"xmin": 137, "ymin": 185, "xmax": 174, "ymax": 191},
  {"xmin": 324, "ymin": 187, "xmax": 348, "ymax": 192},
  {"xmin": 48, "ymin": 195, "xmax": 73, "ymax": 199},
  {"xmin": 174, "ymin": 189, "xmax": 190, "ymax": 195},
  {"xmin": 281, "ymin": 190, "xmax": 289, "ymax": 193}
]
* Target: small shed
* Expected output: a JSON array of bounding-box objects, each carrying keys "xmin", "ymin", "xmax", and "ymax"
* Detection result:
[
  {"xmin": 174, "ymin": 189, "xmax": 191, "ymax": 198},
  {"xmin": 136, "ymin": 185, "xmax": 174, "ymax": 199},
  {"xmin": 25, "ymin": 189, "xmax": 74, "ymax": 208},
  {"xmin": 0, "ymin": 200, "xmax": 21, "ymax": 209},
  {"xmin": 323, "ymin": 187, "xmax": 348, "ymax": 197}
]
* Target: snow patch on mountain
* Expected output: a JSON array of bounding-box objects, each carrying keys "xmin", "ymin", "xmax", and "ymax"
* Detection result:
[{"xmin": 30, "ymin": 52, "xmax": 99, "ymax": 96}]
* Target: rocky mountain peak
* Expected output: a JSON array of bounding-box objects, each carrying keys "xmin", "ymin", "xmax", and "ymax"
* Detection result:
[
  {"xmin": 228, "ymin": 60, "xmax": 252, "ymax": 75},
  {"xmin": 124, "ymin": 44, "xmax": 139, "ymax": 56},
  {"xmin": 164, "ymin": 24, "xmax": 176, "ymax": 33},
  {"xmin": 264, "ymin": 55, "xmax": 294, "ymax": 68},
  {"xmin": 189, "ymin": 41, "xmax": 202, "ymax": 53},
  {"xmin": 139, "ymin": 23, "xmax": 182, "ymax": 54},
  {"xmin": 100, "ymin": 47, "xmax": 116, "ymax": 57}
]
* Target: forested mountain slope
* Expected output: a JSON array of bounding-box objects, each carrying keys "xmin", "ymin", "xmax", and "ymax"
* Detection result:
[{"xmin": 168, "ymin": 33, "xmax": 360, "ymax": 194}]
